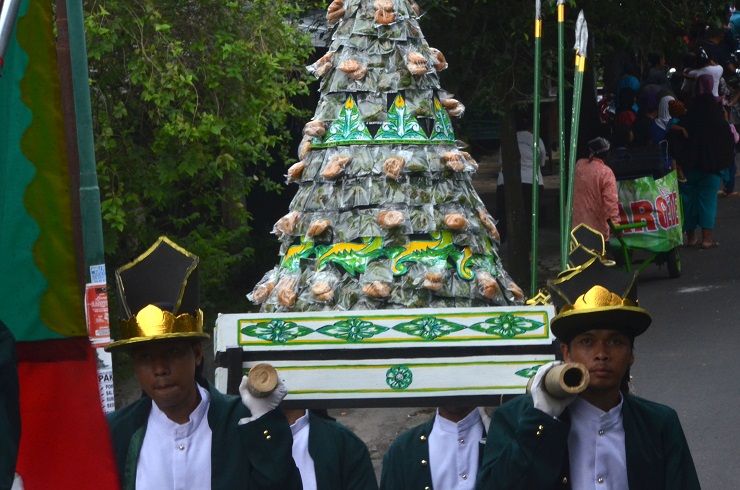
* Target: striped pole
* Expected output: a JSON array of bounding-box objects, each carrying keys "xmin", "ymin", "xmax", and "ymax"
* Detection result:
[
  {"xmin": 557, "ymin": 0, "xmax": 567, "ymax": 269},
  {"xmin": 564, "ymin": 11, "xmax": 588, "ymax": 257},
  {"xmin": 530, "ymin": 0, "xmax": 543, "ymax": 296}
]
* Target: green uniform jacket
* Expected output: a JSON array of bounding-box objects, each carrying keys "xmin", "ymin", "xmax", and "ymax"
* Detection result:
[
  {"xmin": 379, "ymin": 419, "xmax": 434, "ymax": 490},
  {"xmin": 379, "ymin": 414, "xmax": 488, "ymax": 490},
  {"xmin": 306, "ymin": 412, "xmax": 377, "ymax": 490},
  {"xmin": 107, "ymin": 380, "xmax": 302, "ymax": 490},
  {"xmin": 476, "ymin": 394, "xmax": 701, "ymax": 490}
]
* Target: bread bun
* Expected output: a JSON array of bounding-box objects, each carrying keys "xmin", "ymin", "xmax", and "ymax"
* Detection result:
[
  {"xmin": 378, "ymin": 210, "xmax": 405, "ymax": 228},
  {"xmin": 477, "ymin": 208, "xmax": 500, "ymax": 241},
  {"xmin": 277, "ymin": 277, "xmax": 297, "ymax": 307},
  {"xmin": 304, "ymin": 120, "xmax": 326, "ymax": 137},
  {"xmin": 327, "ymin": 0, "xmax": 345, "ymax": 24},
  {"xmin": 423, "ymin": 272, "xmax": 444, "ymax": 291},
  {"xmin": 307, "ymin": 219, "xmax": 330, "ymax": 237},
  {"xmin": 429, "ymin": 48, "xmax": 447, "ymax": 72},
  {"xmin": 322, "ymin": 154, "xmax": 351, "ymax": 179},
  {"xmin": 338, "ymin": 59, "xmax": 368, "ymax": 80},
  {"xmin": 362, "ymin": 280, "xmax": 391, "ymax": 298},
  {"xmin": 406, "ymin": 51, "xmax": 427, "ymax": 75},
  {"xmin": 508, "ymin": 281, "xmax": 525, "ymax": 301},
  {"xmin": 311, "ymin": 281, "xmax": 334, "ymax": 302},
  {"xmin": 374, "ymin": 9, "xmax": 395, "ymax": 24},
  {"xmin": 287, "ymin": 161, "xmax": 305, "ymax": 182},
  {"xmin": 252, "ymin": 281, "xmax": 275, "ymax": 303},
  {"xmin": 314, "ymin": 52, "xmax": 334, "ymax": 76},
  {"xmin": 477, "ymin": 271, "xmax": 500, "ymax": 300},
  {"xmin": 275, "ymin": 211, "xmax": 300, "ymax": 237},
  {"xmin": 444, "ymin": 213, "xmax": 468, "ymax": 230},
  {"xmin": 443, "ymin": 152, "xmax": 465, "ymax": 172},
  {"xmin": 383, "ymin": 156, "xmax": 406, "ymax": 179}
]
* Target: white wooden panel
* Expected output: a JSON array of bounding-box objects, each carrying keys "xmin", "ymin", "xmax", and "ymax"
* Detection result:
[
  {"xmin": 240, "ymin": 355, "xmax": 554, "ymax": 401},
  {"xmin": 215, "ymin": 305, "xmax": 555, "ymax": 352}
]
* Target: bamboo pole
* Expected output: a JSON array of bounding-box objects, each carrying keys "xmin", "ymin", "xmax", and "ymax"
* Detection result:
[
  {"xmin": 564, "ymin": 11, "xmax": 588, "ymax": 248},
  {"xmin": 247, "ymin": 363, "xmax": 279, "ymax": 397},
  {"xmin": 557, "ymin": 0, "xmax": 567, "ymax": 269},
  {"xmin": 526, "ymin": 362, "xmax": 590, "ymax": 398},
  {"xmin": 530, "ymin": 0, "xmax": 543, "ymax": 296}
]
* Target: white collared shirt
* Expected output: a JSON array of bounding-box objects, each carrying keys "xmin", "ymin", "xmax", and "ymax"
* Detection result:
[
  {"xmin": 567, "ymin": 396, "xmax": 628, "ymax": 490},
  {"xmin": 428, "ymin": 408, "xmax": 484, "ymax": 490},
  {"xmin": 136, "ymin": 383, "xmax": 212, "ymax": 490},
  {"xmin": 290, "ymin": 409, "xmax": 317, "ymax": 490}
]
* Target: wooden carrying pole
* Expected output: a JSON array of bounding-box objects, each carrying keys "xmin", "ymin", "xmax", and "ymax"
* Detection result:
[{"xmin": 527, "ymin": 362, "xmax": 590, "ymax": 399}]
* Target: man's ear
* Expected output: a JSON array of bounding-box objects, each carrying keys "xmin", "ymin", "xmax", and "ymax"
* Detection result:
[
  {"xmin": 560, "ymin": 342, "xmax": 571, "ymax": 362},
  {"xmin": 192, "ymin": 342, "xmax": 204, "ymax": 367}
]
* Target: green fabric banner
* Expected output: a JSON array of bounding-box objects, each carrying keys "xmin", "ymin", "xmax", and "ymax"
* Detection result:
[
  {"xmin": 613, "ymin": 171, "xmax": 683, "ymax": 253},
  {"xmin": 0, "ymin": 0, "xmax": 86, "ymax": 341}
]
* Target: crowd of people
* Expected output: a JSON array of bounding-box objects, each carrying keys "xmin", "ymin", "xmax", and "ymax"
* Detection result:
[{"xmin": 597, "ymin": 14, "xmax": 740, "ymax": 250}]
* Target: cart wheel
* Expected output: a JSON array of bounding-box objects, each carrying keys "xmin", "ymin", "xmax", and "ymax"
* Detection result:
[{"xmin": 667, "ymin": 248, "xmax": 681, "ymax": 278}]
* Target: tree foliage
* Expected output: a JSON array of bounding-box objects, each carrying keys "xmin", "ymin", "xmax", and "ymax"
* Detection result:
[{"xmin": 84, "ymin": 0, "xmax": 314, "ymax": 321}]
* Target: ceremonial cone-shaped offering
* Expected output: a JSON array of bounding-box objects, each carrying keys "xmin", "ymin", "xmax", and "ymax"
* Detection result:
[{"xmin": 249, "ymin": 0, "xmax": 524, "ymax": 312}]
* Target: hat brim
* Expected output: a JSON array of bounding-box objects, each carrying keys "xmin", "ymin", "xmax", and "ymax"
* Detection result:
[
  {"xmin": 104, "ymin": 332, "xmax": 210, "ymax": 352},
  {"xmin": 551, "ymin": 305, "xmax": 651, "ymax": 343}
]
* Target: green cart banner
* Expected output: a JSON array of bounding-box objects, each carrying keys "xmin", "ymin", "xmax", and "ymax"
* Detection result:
[{"xmin": 613, "ymin": 171, "xmax": 682, "ymax": 252}]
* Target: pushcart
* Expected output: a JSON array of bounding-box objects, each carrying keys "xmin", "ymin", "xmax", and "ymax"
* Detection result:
[{"xmin": 606, "ymin": 146, "xmax": 683, "ymax": 278}]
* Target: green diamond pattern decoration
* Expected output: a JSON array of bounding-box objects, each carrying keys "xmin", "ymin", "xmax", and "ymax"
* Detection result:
[
  {"xmin": 241, "ymin": 319, "xmax": 314, "ymax": 344},
  {"xmin": 240, "ymin": 312, "xmax": 547, "ymax": 344},
  {"xmin": 375, "ymin": 93, "xmax": 428, "ymax": 142},
  {"xmin": 393, "ymin": 316, "xmax": 465, "ymax": 340},
  {"xmin": 318, "ymin": 318, "xmax": 389, "ymax": 342},
  {"xmin": 469, "ymin": 313, "xmax": 545, "ymax": 339}
]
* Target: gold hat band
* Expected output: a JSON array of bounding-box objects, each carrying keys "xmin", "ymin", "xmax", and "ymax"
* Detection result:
[
  {"xmin": 558, "ymin": 285, "xmax": 638, "ymax": 314},
  {"xmin": 121, "ymin": 304, "xmax": 204, "ymax": 339}
]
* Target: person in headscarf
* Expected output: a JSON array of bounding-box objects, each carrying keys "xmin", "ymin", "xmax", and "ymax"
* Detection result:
[
  {"xmin": 571, "ymin": 137, "xmax": 621, "ymax": 239},
  {"xmin": 651, "ymin": 95, "xmax": 676, "ymax": 172},
  {"xmin": 679, "ymin": 74, "xmax": 735, "ymax": 248}
]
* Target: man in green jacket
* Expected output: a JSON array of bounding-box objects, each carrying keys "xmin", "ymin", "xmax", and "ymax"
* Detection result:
[
  {"xmin": 284, "ymin": 408, "xmax": 377, "ymax": 489},
  {"xmin": 476, "ymin": 280, "xmax": 700, "ymax": 489},
  {"xmin": 379, "ymin": 406, "xmax": 488, "ymax": 490},
  {"xmin": 105, "ymin": 237, "xmax": 301, "ymax": 489}
]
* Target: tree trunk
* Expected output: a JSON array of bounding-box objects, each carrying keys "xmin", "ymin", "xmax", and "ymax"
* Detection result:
[{"xmin": 500, "ymin": 103, "xmax": 529, "ymax": 288}]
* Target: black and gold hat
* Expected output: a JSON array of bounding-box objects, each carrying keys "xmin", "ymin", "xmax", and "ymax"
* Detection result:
[
  {"xmin": 105, "ymin": 237, "xmax": 209, "ymax": 352},
  {"xmin": 547, "ymin": 228, "xmax": 651, "ymax": 343}
]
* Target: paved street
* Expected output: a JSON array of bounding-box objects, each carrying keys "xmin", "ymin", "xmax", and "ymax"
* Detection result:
[{"xmin": 630, "ymin": 193, "xmax": 740, "ymax": 489}]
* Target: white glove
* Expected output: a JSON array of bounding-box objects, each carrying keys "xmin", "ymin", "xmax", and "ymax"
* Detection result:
[
  {"xmin": 531, "ymin": 361, "xmax": 576, "ymax": 418},
  {"xmin": 238, "ymin": 375, "xmax": 288, "ymax": 425}
]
